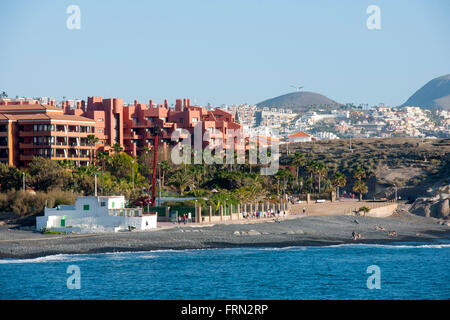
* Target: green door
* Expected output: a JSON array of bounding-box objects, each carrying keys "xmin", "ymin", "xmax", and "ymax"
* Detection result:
[{"xmin": 60, "ymin": 217, "xmax": 66, "ymax": 227}]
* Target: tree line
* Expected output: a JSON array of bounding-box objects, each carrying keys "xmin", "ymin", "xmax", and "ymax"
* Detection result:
[{"xmin": 0, "ymin": 147, "xmax": 370, "ymax": 216}]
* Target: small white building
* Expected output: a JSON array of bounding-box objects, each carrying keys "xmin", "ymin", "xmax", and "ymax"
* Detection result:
[
  {"xmin": 288, "ymin": 131, "xmax": 313, "ymax": 143},
  {"xmin": 36, "ymin": 196, "xmax": 157, "ymax": 233}
]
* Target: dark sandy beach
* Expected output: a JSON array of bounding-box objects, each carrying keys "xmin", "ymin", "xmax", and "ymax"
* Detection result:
[{"xmin": 0, "ymin": 212, "xmax": 449, "ymax": 259}]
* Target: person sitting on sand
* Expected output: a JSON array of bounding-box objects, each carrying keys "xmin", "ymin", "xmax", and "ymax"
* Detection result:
[
  {"xmin": 388, "ymin": 231, "xmax": 397, "ymax": 237},
  {"xmin": 352, "ymin": 231, "xmax": 357, "ymax": 240},
  {"xmin": 357, "ymin": 233, "xmax": 361, "ymax": 239}
]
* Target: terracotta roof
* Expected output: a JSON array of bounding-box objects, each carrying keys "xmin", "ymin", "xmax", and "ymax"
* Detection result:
[
  {"xmin": 3, "ymin": 114, "xmax": 49, "ymax": 121},
  {"xmin": 288, "ymin": 131, "xmax": 311, "ymax": 138},
  {"xmin": 0, "ymin": 113, "xmax": 95, "ymax": 123},
  {"xmin": 46, "ymin": 113, "xmax": 95, "ymax": 122},
  {"xmin": 0, "ymin": 104, "xmax": 63, "ymax": 112}
]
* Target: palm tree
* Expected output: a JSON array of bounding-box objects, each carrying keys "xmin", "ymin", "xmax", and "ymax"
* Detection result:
[
  {"xmin": 290, "ymin": 152, "xmax": 305, "ymax": 186},
  {"xmin": 159, "ymin": 160, "xmax": 170, "ymax": 191},
  {"xmin": 113, "ymin": 143, "xmax": 123, "ymax": 154},
  {"xmin": 274, "ymin": 167, "xmax": 292, "ymax": 197},
  {"xmin": 168, "ymin": 170, "xmax": 193, "ymax": 195},
  {"xmin": 96, "ymin": 150, "xmax": 109, "ymax": 195},
  {"xmin": 87, "ymin": 134, "xmax": 99, "ymax": 165},
  {"xmin": 189, "ymin": 164, "xmax": 204, "ymax": 189},
  {"xmin": 353, "ymin": 179, "xmax": 368, "ymax": 201},
  {"xmin": 315, "ymin": 162, "xmax": 327, "ymax": 193},
  {"xmin": 332, "ymin": 172, "xmax": 347, "ymax": 199},
  {"xmin": 306, "ymin": 160, "xmax": 317, "ymax": 180},
  {"xmin": 353, "ymin": 167, "xmax": 366, "ymax": 181}
]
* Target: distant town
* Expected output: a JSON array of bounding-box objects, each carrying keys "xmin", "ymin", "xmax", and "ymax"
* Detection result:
[
  {"xmin": 1, "ymin": 94, "xmax": 449, "ymax": 167},
  {"xmin": 225, "ymin": 102, "xmax": 450, "ymax": 141}
]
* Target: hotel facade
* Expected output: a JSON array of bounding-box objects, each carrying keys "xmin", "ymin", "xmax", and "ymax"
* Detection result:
[{"xmin": 0, "ymin": 97, "xmax": 242, "ymax": 167}]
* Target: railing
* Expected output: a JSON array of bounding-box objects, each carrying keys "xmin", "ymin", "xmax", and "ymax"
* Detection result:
[{"xmin": 108, "ymin": 208, "xmax": 143, "ymax": 217}]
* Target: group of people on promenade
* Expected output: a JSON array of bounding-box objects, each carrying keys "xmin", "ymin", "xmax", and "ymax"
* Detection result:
[
  {"xmin": 242, "ymin": 209, "xmax": 284, "ymax": 219},
  {"xmin": 177, "ymin": 213, "xmax": 192, "ymax": 225}
]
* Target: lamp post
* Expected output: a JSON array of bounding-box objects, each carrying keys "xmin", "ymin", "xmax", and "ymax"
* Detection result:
[
  {"xmin": 225, "ymin": 198, "xmax": 228, "ymax": 216},
  {"xmin": 195, "ymin": 199, "xmax": 198, "ymax": 223},
  {"xmin": 22, "ymin": 172, "xmax": 25, "ymax": 192},
  {"xmin": 94, "ymin": 173, "xmax": 98, "ymax": 196},
  {"xmin": 131, "ymin": 160, "xmax": 135, "ymax": 189}
]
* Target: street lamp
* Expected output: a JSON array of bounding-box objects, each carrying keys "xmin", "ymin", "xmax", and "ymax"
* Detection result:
[
  {"xmin": 94, "ymin": 172, "xmax": 98, "ymax": 196},
  {"xmin": 131, "ymin": 160, "xmax": 135, "ymax": 189}
]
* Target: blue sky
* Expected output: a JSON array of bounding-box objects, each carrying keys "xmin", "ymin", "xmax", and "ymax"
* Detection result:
[{"xmin": 1, "ymin": 0, "xmax": 449, "ymax": 107}]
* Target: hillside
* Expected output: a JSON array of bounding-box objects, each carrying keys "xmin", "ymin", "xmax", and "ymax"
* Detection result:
[
  {"xmin": 256, "ymin": 91, "xmax": 341, "ymax": 112},
  {"xmin": 401, "ymin": 74, "xmax": 450, "ymax": 110},
  {"xmin": 280, "ymin": 137, "xmax": 450, "ymax": 200}
]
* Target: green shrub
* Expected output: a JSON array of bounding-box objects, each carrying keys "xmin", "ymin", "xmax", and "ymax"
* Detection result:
[
  {"xmin": 0, "ymin": 189, "xmax": 78, "ymax": 217},
  {"xmin": 358, "ymin": 206, "xmax": 370, "ymax": 213}
]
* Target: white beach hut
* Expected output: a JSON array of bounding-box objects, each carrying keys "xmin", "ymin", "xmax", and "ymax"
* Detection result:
[{"xmin": 36, "ymin": 195, "xmax": 157, "ymax": 233}]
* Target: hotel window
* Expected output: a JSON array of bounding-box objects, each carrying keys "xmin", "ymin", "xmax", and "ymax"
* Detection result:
[
  {"xmin": 97, "ymin": 129, "xmax": 103, "ymax": 133},
  {"xmin": 100, "ymin": 202, "xmax": 106, "ymax": 207},
  {"xmin": 97, "ymin": 118, "xmax": 104, "ymax": 122},
  {"xmin": 192, "ymin": 118, "xmax": 198, "ymax": 123}
]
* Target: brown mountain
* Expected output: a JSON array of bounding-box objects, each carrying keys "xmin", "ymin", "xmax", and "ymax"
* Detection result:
[{"xmin": 256, "ymin": 91, "xmax": 341, "ymax": 112}]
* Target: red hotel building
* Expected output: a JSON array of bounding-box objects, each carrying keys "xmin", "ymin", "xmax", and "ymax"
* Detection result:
[
  {"xmin": 1, "ymin": 97, "xmax": 242, "ymax": 167},
  {"xmin": 64, "ymin": 97, "xmax": 243, "ymax": 159},
  {"xmin": 0, "ymin": 101, "xmax": 96, "ymax": 167}
]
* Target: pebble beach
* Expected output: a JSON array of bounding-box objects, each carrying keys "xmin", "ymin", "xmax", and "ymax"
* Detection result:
[{"xmin": 1, "ymin": 212, "xmax": 449, "ymax": 259}]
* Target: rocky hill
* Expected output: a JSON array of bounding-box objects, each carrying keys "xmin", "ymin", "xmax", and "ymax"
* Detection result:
[
  {"xmin": 256, "ymin": 91, "xmax": 341, "ymax": 112},
  {"xmin": 280, "ymin": 137, "xmax": 450, "ymax": 201}
]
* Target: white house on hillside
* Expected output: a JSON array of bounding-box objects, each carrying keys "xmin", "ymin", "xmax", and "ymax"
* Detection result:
[
  {"xmin": 36, "ymin": 196, "xmax": 157, "ymax": 233},
  {"xmin": 288, "ymin": 131, "xmax": 313, "ymax": 143}
]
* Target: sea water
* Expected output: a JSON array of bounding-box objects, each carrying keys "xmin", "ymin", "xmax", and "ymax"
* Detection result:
[{"xmin": 0, "ymin": 243, "xmax": 449, "ymax": 300}]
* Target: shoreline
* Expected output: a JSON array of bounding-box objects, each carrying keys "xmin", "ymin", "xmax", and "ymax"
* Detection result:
[{"xmin": 1, "ymin": 213, "xmax": 449, "ymax": 260}]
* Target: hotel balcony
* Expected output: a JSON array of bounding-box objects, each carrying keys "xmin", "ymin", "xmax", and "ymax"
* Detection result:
[
  {"xmin": 19, "ymin": 143, "xmax": 34, "ymax": 149},
  {"xmin": 19, "ymin": 154, "xmax": 34, "ymax": 161},
  {"xmin": 123, "ymin": 131, "xmax": 139, "ymax": 140},
  {"xmin": 131, "ymin": 120, "xmax": 154, "ymax": 128}
]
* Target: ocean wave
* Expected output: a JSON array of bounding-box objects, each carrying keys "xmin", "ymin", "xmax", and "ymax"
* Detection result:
[
  {"xmin": 242, "ymin": 243, "xmax": 450, "ymax": 252},
  {"xmin": 0, "ymin": 253, "xmax": 94, "ymax": 264},
  {"xmin": 1, "ymin": 242, "xmax": 449, "ymax": 264}
]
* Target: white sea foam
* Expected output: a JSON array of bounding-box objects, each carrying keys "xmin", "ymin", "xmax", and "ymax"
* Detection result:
[
  {"xmin": 1, "ymin": 243, "xmax": 449, "ymax": 264},
  {"xmin": 0, "ymin": 253, "xmax": 93, "ymax": 264},
  {"xmin": 241, "ymin": 242, "xmax": 450, "ymax": 252}
]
